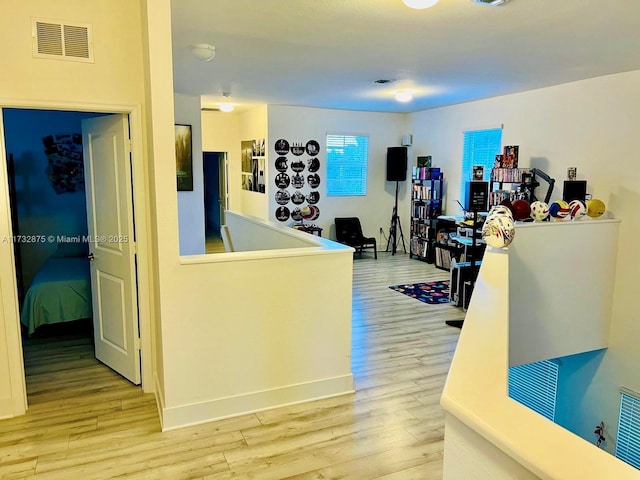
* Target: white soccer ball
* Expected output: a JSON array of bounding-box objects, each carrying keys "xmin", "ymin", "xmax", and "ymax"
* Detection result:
[
  {"xmin": 568, "ymin": 199, "xmax": 587, "ymax": 220},
  {"xmin": 488, "ymin": 205, "xmax": 513, "ymax": 220},
  {"xmin": 482, "ymin": 214, "xmax": 516, "ymax": 249},
  {"xmin": 530, "ymin": 201, "xmax": 549, "ymax": 222}
]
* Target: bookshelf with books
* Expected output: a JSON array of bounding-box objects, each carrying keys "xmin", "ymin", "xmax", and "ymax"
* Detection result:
[
  {"xmin": 489, "ymin": 167, "xmax": 530, "ymax": 206},
  {"xmin": 409, "ymin": 167, "xmax": 443, "ymax": 263},
  {"xmin": 490, "ymin": 146, "xmax": 529, "ymax": 207}
]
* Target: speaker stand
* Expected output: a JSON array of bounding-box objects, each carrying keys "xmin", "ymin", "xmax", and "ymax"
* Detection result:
[{"xmin": 385, "ymin": 181, "xmax": 407, "ymax": 255}]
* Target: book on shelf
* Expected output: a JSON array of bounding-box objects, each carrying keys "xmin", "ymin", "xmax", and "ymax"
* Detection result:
[
  {"xmin": 412, "ymin": 184, "xmax": 437, "ymax": 200},
  {"xmin": 491, "ymin": 167, "xmax": 528, "ymax": 183},
  {"xmin": 412, "ymin": 166, "xmax": 441, "ymax": 180},
  {"xmin": 502, "ymin": 145, "xmax": 519, "ymax": 168}
]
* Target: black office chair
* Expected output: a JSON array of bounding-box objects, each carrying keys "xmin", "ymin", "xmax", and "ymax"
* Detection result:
[{"xmin": 334, "ymin": 217, "xmax": 377, "ymax": 259}]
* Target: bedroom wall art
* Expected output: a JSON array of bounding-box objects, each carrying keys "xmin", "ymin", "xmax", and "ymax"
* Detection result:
[
  {"xmin": 175, "ymin": 124, "xmax": 193, "ymax": 191},
  {"xmin": 241, "ymin": 138, "xmax": 266, "ymax": 193},
  {"xmin": 43, "ymin": 133, "xmax": 84, "ymax": 194},
  {"xmin": 272, "ymin": 138, "xmax": 321, "ymax": 223}
]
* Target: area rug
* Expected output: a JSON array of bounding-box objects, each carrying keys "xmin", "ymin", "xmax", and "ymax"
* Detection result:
[{"xmin": 389, "ymin": 280, "xmax": 450, "ymax": 304}]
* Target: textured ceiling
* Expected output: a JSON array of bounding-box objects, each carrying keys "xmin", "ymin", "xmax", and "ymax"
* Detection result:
[{"xmin": 171, "ymin": 0, "xmax": 640, "ymax": 113}]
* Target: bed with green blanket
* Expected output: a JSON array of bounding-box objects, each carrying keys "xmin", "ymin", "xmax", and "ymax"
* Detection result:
[{"xmin": 20, "ymin": 255, "xmax": 92, "ymax": 335}]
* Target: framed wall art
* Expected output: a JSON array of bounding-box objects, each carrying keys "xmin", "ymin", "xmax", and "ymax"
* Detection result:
[{"xmin": 175, "ymin": 124, "xmax": 193, "ymax": 191}]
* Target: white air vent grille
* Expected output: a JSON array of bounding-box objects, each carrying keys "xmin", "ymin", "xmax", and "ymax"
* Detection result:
[
  {"xmin": 33, "ymin": 18, "xmax": 93, "ymax": 63},
  {"xmin": 36, "ymin": 22, "xmax": 63, "ymax": 56}
]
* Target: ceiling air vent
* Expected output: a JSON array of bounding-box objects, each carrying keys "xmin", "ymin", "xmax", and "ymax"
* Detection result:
[{"xmin": 33, "ymin": 18, "xmax": 94, "ymax": 63}]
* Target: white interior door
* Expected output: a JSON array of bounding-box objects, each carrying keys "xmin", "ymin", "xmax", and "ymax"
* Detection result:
[{"xmin": 82, "ymin": 114, "xmax": 140, "ymax": 385}]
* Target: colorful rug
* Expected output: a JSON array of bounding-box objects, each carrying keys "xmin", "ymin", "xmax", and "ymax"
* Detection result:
[{"xmin": 389, "ymin": 280, "xmax": 450, "ymax": 304}]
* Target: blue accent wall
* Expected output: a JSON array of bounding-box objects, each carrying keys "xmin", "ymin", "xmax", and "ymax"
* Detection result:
[
  {"xmin": 2, "ymin": 108, "xmax": 103, "ymax": 292},
  {"xmin": 554, "ymin": 349, "xmax": 607, "ymax": 445}
]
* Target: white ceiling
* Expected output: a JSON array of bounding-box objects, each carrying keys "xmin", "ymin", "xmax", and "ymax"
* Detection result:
[{"xmin": 171, "ymin": 0, "xmax": 640, "ymax": 113}]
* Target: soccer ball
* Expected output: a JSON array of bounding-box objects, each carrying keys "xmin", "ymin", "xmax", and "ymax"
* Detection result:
[
  {"xmin": 586, "ymin": 199, "xmax": 606, "ymax": 218},
  {"xmin": 548, "ymin": 200, "xmax": 570, "ymax": 221},
  {"xmin": 530, "ymin": 201, "xmax": 549, "ymax": 222},
  {"xmin": 488, "ymin": 205, "xmax": 513, "ymax": 219},
  {"xmin": 511, "ymin": 199, "xmax": 531, "ymax": 221},
  {"xmin": 485, "ymin": 205, "xmax": 513, "ymax": 226},
  {"xmin": 568, "ymin": 199, "xmax": 587, "ymax": 220},
  {"xmin": 482, "ymin": 214, "xmax": 515, "ymax": 249}
]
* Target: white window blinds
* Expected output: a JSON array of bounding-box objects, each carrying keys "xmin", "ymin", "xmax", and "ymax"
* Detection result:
[
  {"xmin": 460, "ymin": 127, "xmax": 502, "ymax": 208},
  {"xmin": 326, "ymin": 134, "xmax": 368, "ymax": 196},
  {"xmin": 508, "ymin": 359, "xmax": 558, "ymax": 421},
  {"xmin": 616, "ymin": 389, "xmax": 640, "ymax": 469}
]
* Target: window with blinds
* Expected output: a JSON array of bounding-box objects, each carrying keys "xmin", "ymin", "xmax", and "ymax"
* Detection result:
[
  {"xmin": 508, "ymin": 359, "xmax": 558, "ymax": 421},
  {"xmin": 326, "ymin": 134, "xmax": 369, "ymax": 196},
  {"xmin": 460, "ymin": 127, "xmax": 502, "ymax": 208},
  {"xmin": 615, "ymin": 389, "xmax": 640, "ymax": 469}
]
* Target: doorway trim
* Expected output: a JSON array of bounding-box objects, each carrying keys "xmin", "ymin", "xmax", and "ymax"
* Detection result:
[{"xmin": 0, "ymin": 99, "xmax": 153, "ymax": 416}]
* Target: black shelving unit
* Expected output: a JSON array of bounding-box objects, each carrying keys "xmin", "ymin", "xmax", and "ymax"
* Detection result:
[
  {"xmin": 409, "ymin": 169, "xmax": 443, "ymax": 263},
  {"xmin": 432, "ymin": 217, "xmax": 462, "ymax": 271},
  {"xmin": 489, "ymin": 167, "xmax": 529, "ymax": 207}
]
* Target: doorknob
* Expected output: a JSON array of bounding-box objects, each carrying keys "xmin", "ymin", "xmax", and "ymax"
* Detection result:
[{"xmin": 88, "ymin": 252, "xmax": 95, "ymax": 261}]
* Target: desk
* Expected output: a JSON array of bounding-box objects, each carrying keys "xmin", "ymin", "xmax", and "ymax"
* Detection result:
[
  {"xmin": 451, "ymin": 235, "xmax": 486, "ymax": 264},
  {"xmin": 293, "ymin": 224, "xmax": 323, "ymax": 237}
]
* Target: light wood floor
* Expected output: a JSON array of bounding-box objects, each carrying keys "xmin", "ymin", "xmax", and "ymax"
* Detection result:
[
  {"xmin": 205, "ymin": 236, "xmax": 226, "ymax": 254},
  {"xmin": 0, "ymin": 252, "xmax": 463, "ymax": 479}
]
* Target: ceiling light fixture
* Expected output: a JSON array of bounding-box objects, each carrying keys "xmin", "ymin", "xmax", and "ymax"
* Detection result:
[
  {"xmin": 402, "ymin": 0, "xmax": 440, "ymax": 9},
  {"xmin": 219, "ymin": 103, "xmax": 234, "ymax": 113},
  {"xmin": 219, "ymin": 92, "xmax": 234, "ymax": 112},
  {"xmin": 395, "ymin": 90, "xmax": 414, "ymax": 103},
  {"xmin": 191, "ymin": 43, "xmax": 216, "ymax": 61}
]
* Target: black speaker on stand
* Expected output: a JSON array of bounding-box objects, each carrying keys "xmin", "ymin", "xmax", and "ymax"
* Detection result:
[{"xmin": 385, "ymin": 147, "xmax": 408, "ymax": 255}]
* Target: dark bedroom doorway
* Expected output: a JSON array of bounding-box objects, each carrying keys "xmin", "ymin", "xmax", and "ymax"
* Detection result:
[
  {"xmin": 203, "ymin": 151, "xmax": 227, "ymax": 254},
  {"xmin": 2, "ymin": 107, "xmax": 142, "ymax": 395},
  {"xmin": 3, "ymin": 108, "xmax": 98, "ymax": 390}
]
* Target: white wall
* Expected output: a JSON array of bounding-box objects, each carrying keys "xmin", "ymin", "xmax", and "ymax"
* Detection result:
[
  {"xmin": 201, "ymin": 111, "xmax": 241, "ymax": 212},
  {"xmin": 509, "ymin": 220, "xmax": 619, "ymax": 367},
  {"xmin": 444, "ymin": 415, "xmax": 542, "ymax": 480},
  {"xmin": 410, "ymin": 70, "xmax": 640, "ymax": 452},
  {"xmin": 239, "ymin": 105, "xmax": 269, "ymax": 220},
  {"xmin": 162, "ymin": 230, "xmax": 355, "ymax": 430},
  {"xmin": 174, "ymin": 93, "xmax": 205, "ymax": 255},
  {"xmin": 267, "ymin": 105, "xmax": 408, "ymax": 242}
]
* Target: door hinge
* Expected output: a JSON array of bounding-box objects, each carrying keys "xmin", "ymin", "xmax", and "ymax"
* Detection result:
[{"xmin": 134, "ymin": 337, "xmax": 141, "ymax": 351}]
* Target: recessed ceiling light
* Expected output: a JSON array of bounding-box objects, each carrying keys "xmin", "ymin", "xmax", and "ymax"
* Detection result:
[
  {"xmin": 219, "ymin": 103, "xmax": 234, "ymax": 113},
  {"xmin": 403, "ymin": 0, "xmax": 440, "ymax": 9},
  {"xmin": 395, "ymin": 90, "xmax": 414, "ymax": 103}
]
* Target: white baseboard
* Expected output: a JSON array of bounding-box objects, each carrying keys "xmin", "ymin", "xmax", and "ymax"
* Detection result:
[
  {"xmin": 153, "ymin": 373, "xmax": 165, "ymax": 430},
  {"xmin": 160, "ymin": 374, "xmax": 354, "ymax": 431}
]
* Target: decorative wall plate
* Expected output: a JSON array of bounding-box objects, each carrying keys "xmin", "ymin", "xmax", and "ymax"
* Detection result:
[
  {"xmin": 306, "ymin": 140, "xmax": 320, "ymax": 156},
  {"xmin": 275, "ymin": 172, "xmax": 290, "ymax": 188},
  {"xmin": 275, "ymin": 156, "xmax": 288, "ymax": 172},
  {"xmin": 307, "ymin": 173, "xmax": 320, "ymax": 188},
  {"xmin": 275, "ymin": 189, "xmax": 291, "ymax": 205},
  {"xmin": 275, "ymin": 206, "xmax": 290, "ymax": 221},
  {"xmin": 274, "ymin": 139, "xmax": 289, "ymax": 155}
]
